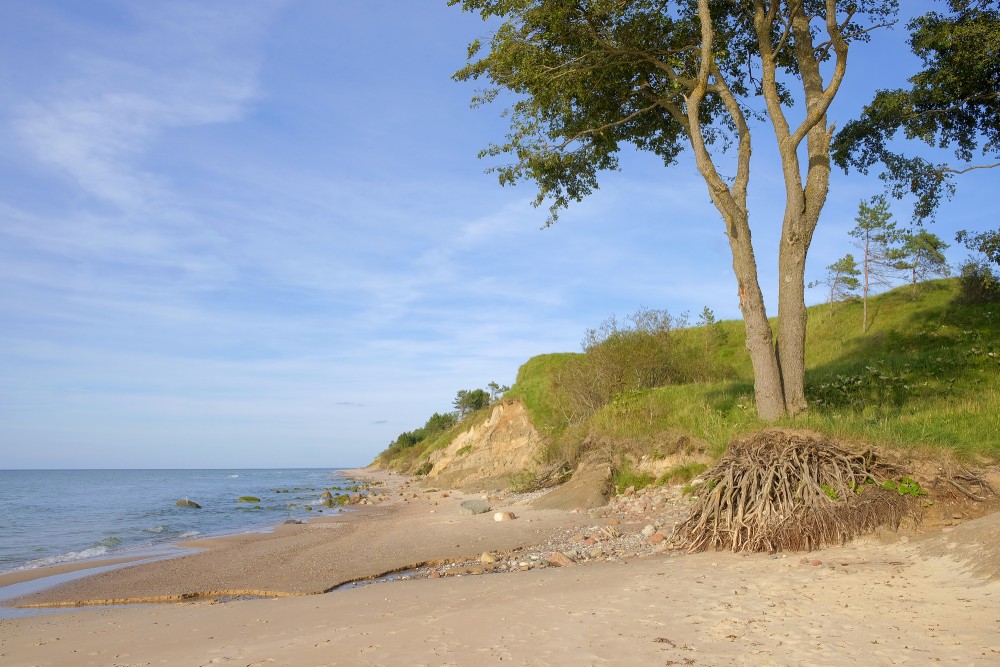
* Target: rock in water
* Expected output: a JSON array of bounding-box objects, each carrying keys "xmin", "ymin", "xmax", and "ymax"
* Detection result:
[
  {"xmin": 458, "ymin": 499, "xmax": 491, "ymax": 516},
  {"xmin": 176, "ymin": 499, "xmax": 201, "ymax": 509}
]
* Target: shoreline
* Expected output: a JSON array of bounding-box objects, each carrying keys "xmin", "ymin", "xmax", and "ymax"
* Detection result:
[
  {"xmin": 1, "ymin": 466, "xmax": 998, "ymax": 665},
  {"xmin": 0, "ymin": 467, "xmax": 374, "ymax": 595},
  {"xmin": 2, "ymin": 468, "xmax": 603, "ymax": 609}
]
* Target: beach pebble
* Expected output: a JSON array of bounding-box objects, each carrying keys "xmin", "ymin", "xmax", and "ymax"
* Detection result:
[
  {"xmin": 494, "ymin": 512, "xmax": 516, "ymax": 521},
  {"xmin": 648, "ymin": 532, "xmax": 666, "ymax": 545},
  {"xmin": 459, "ymin": 499, "xmax": 492, "ymax": 516},
  {"xmin": 546, "ymin": 552, "xmax": 576, "ymax": 567},
  {"xmin": 641, "ymin": 525, "xmax": 656, "ymax": 537},
  {"xmin": 480, "ymin": 552, "xmax": 497, "ymax": 564}
]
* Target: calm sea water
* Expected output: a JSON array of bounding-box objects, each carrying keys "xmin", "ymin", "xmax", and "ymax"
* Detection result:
[{"xmin": 0, "ymin": 468, "xmax": 351, "ymax": 574}]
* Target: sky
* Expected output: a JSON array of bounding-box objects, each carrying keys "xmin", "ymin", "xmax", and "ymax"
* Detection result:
[{"xmin": 1, "ymin": 1, "xmax": 995, "ymax": 469}]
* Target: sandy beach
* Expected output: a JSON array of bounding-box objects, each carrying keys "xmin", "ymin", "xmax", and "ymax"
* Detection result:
[{"xmin": 2, "ymin": 468, "xmax": 999, "ymax": 666}]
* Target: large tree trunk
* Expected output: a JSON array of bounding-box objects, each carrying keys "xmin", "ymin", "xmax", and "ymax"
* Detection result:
[
  {"xmin": 776, "ymin": 239, "xmax": 809, "ymax": 415},
  {"xmin": 726, "ymin": 211, "xmax": 786, "ymax": 421}
]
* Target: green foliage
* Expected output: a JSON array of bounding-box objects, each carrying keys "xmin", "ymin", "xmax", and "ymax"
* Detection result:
[
  {"xmin": 414, "ymin": 462, "xmax": 433, "ymax": 477},
  {"xmin": 900, "ymin": 230, "xmax": 950, "ymax": 294},
  {"xmin": 834, "ymin": 2, "xmax": 1000, "ymax": 221},
  {"xmin": 957, "ymin": 260, "xmax": 1000, "ymax": 304},
  {"xmin": 658, "ymin": 462, "xmax": 708, "ymax": 486},
  {"xmin": 454, "ymin": 388, "xmax": 491, "ymax": 419},
  {"xmin": 611, "ymin": 459, "xmax": 655, "ymax": 495},
  {"xmin": 809, "ymin": 365, "xmax": 912, "ymax": 409},
  {"xmin": 507, "ymin": 470, "xmax": 541, "ymax": 494},
  {"xmin": 880, "ymin": 477, "xmax": 927, "ymax": 497},
  {"xmin": 456, "ymin": 444, "xmax": 473, "ymax": 456},
  {"xmin": 820, "ymin": 484, "xmax": 839, "ymax": 500},
  {"xmin": 554, "ymin": 307, "xmax": 734, "ymax": 427},
  {"xmin": 810, "ymin": 253, "xmax": 862, "ymax": 311},
  {"xmin": 957, "ymin": 229, "xmax": 1000, "ymax": 267}
]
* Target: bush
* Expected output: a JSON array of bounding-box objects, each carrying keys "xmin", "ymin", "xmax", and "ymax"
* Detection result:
[{"xmin": 957, "ymin": 260, "xmax": 1000, "ymax": 304}]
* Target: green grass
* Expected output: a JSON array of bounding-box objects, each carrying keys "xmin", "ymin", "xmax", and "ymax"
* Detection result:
[
  {"xmin": 507, "ymin": 279, "xmax": 1000, "ymax": 464},
  {"xmin": 611, "ymin": 458, "xmax": 656, "ymax": 494},
  {"xmin": 374, "ymin": 279, "xmax": 1000, "ymax": 473}
]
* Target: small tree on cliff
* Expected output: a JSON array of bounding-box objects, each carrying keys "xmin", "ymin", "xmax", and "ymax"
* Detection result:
[
  {"xmin": 451, "ymin": 0, "xmax": 899, "ymax": 421},
  {"xmin": 453, "ymin": 388, "xmax": 490, "ymax": 420}
]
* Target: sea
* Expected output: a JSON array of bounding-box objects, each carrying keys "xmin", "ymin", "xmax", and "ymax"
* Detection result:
[{"xmin": 0, "ymin": 468, "xmax": 352, "ymax": 576}]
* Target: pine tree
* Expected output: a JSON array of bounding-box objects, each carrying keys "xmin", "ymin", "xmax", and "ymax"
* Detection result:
[
  {"xmin": 899, "ymin": 230, "xmax": 950, "ymax": 296},
  {"xmin": 810, "ymin": 254, "xmax": 861, "ymax": 314},
  {"xmin": 849, "ymin": 196, "xmax": 905, "ymax": 331}
]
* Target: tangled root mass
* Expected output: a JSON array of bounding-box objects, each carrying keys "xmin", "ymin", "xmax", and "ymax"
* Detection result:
[{"xmin": 672, "ymin": 429, "xmax": 920, "ymax": 553}]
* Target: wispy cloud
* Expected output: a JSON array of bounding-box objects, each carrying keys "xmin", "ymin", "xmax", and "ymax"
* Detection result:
[{"xmin": 13, "ymin": 1, "xmax": 277, "ymax": 211}]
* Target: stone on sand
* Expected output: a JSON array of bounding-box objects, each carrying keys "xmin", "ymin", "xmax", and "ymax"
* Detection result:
[{"xmin": 459, "ymin": 499, "xmax": 491, "ymax": 516}]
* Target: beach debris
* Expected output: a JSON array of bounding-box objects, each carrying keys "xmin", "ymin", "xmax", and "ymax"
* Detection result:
[
  {"xmin": 494, "ymin": 511, "xmax": 516, "ymax": 521},
  {"xmin": 458, "ymin": 499, "xmax": 491, "ymax": 516},
  {"xmin": 176, "ymin": 498, "xmax": 201, "ymax": 508},
  {"xmin": 283, "ymin": 518, "xmax": 304, "ymax": 525}
]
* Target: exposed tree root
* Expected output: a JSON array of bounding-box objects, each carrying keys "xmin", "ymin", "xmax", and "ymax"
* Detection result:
[
  {"xmin": 933, "ymin": 465, "xmax": 997, "ymax": 502},
  {"xmin": 672, "ymin": 429, "xmax": 921, "ymax": 553}
]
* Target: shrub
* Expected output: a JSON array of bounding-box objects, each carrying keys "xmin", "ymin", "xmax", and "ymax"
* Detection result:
[{"xmin": 957, "ymin": 260, "xmax": 1000, "ymax": 304}]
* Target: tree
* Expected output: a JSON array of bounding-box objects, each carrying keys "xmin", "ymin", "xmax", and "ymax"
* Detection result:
[
  {"xmin": 810, "ymin": 254, "xmax": 861, "ymax": 313},
  {"xmin": 487, "ymin": 381, "xmax": 511, "ymax": 403},
  {"xmin": 696, "ymin": 305, "xmax": 724, "ymax": 352},
  {"xmin": 899, "ymin": 229, "xmax": 949, "ymax": 295},
  {"xmin": 833, "ymin": 1, "xmax": 1000, "ymax": 221},
  {"xmin": 956, "ymin": 228, "xmax": 1000, "ymax": 266},
  {"xmin": 956, "ymin": 227, "xmax": 1000, "ymax": 302},
  {"xmin": 849, "ymin": 196, "xmax": 904, "ymax": 331},
  {"xmin": 453, "ymin": 388, "xmax": 490, "ymax": 419},
  {"xmin": 451, "ymin": 0, "xmax": 899, "ymax": 421}
]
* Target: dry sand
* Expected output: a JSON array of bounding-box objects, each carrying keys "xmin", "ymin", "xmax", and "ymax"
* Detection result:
[{"xmin": 2, "ymin": 468, "xmax": 999, "ymax": 666}]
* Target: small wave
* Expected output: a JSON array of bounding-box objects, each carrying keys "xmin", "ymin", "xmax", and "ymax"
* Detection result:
[
  {"xmin": 179, "ymin": 531, "xmax": 199, "ymax": 538},
  {"xmin": 97, "ymin": 536, "xmax": 123, "ymax": 548},
  {"xmin": 228, "ymin": 474, "xmax": 240, "ymax": 478},
  {"xmin": 145, "ymin": 525, "xmax": 166, "ymax": 534},
  {"xmin": 19, "ymin": 546, "xmax": 110, "ymax": 570}
]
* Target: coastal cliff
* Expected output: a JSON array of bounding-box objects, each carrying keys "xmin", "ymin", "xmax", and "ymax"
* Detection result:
[{"xmin": 422, "ymin": 400, "xmax": 544, "ymax": 491}]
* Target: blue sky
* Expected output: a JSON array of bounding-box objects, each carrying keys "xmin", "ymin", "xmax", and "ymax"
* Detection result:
[{"xmin": 1, "ymin": 1, "xmax": 994, "ymax": 468}]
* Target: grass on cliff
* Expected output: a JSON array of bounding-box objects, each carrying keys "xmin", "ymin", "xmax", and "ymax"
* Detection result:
[
  {"xmin": 373, "ymin": 279, "xmax": 1000, "ymax": 474},
  {"xmin": 512, "ymin": 279, "xmax": 1000, "ymax": 466}
]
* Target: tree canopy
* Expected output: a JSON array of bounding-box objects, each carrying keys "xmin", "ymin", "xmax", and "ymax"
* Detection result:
[
  {"xmin": 452, "ymin": 0, "xmax": 899, "ymax": 420},
  {"xmin": 833, "ymin": 0, "xmax": 1000, "ymax": 220}
]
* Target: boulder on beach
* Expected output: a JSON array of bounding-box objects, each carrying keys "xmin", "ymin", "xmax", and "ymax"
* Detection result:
[
  {"xmin": 176, "ymin": 499, "xmax": 201, "ymax": 509},
  {"xmin": 458, "ymin": 499, "xmax": 491, "ymax": 516}
]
